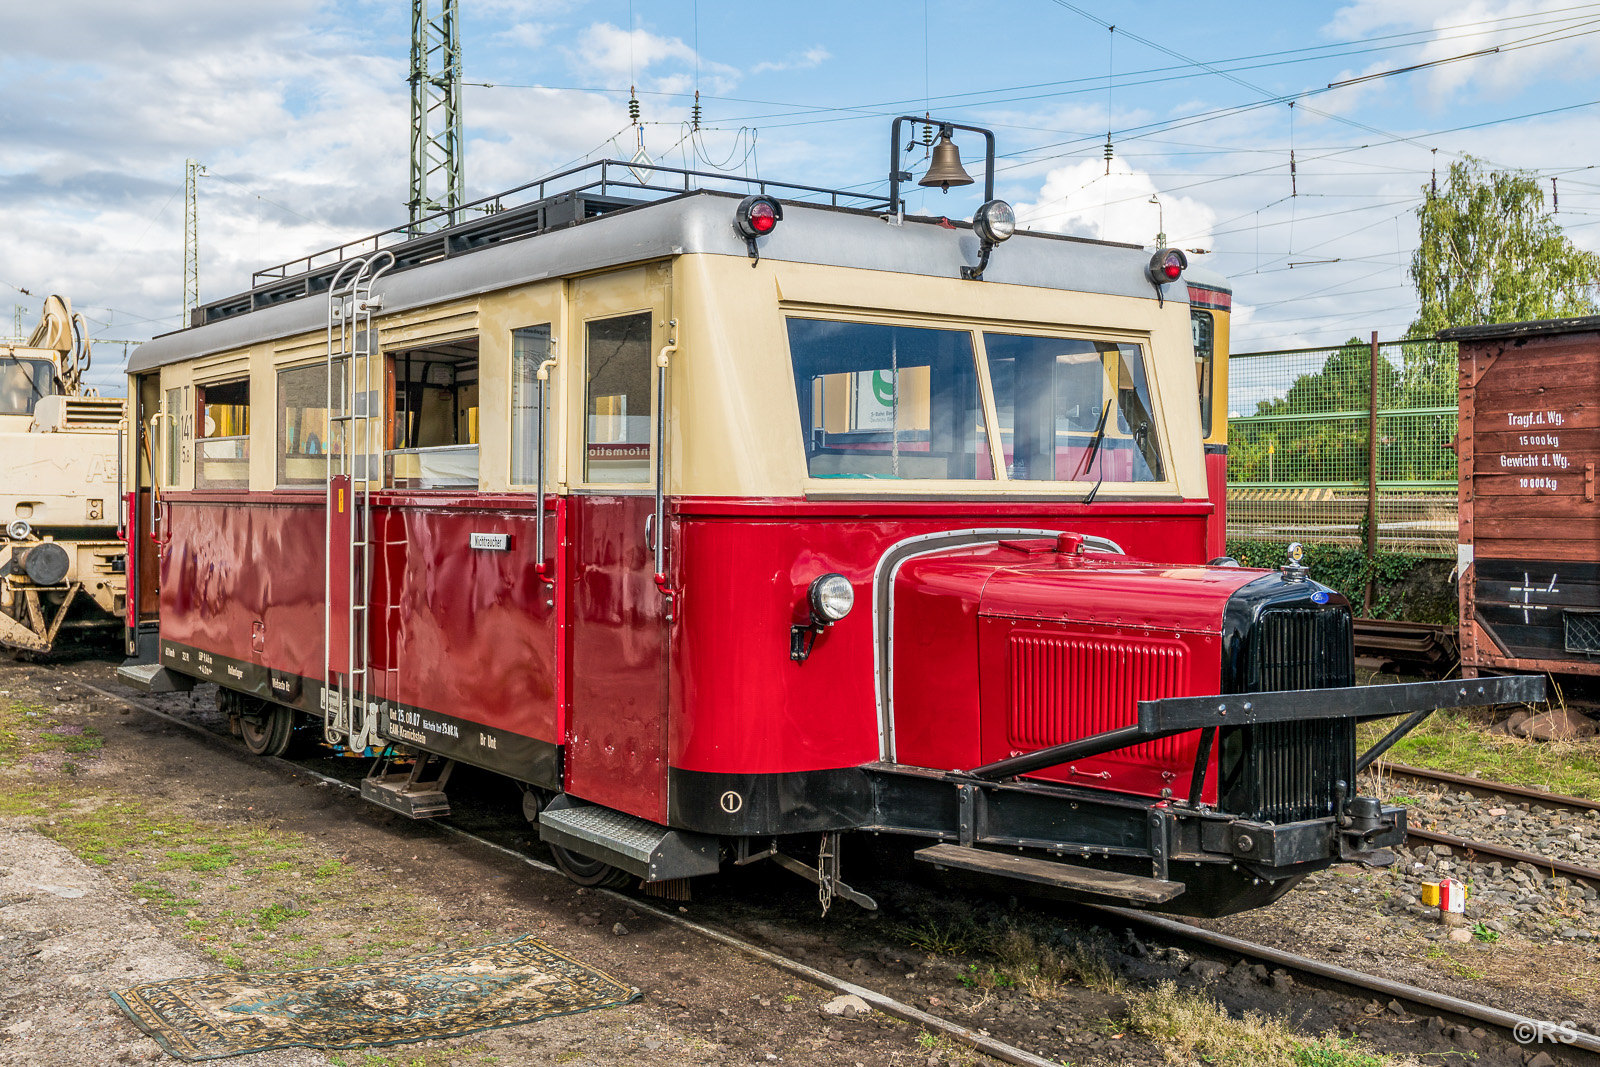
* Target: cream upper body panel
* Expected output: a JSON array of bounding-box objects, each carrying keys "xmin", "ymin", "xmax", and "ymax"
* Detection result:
[
  {"xmin": 671, "ymin": 254, "xmax": 1204, "ymax": 500},
  {"xmin": 127, "ymin": 192, "xmax": 1203, "ymax": 501}
]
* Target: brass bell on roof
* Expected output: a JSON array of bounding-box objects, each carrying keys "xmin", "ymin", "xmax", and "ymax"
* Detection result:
[{"xmin": 919, "ymin": 130, "xmax": 974, "ymax": 193}]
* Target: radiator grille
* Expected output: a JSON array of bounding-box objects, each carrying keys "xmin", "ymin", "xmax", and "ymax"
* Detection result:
[
  {"xmin": 1008, "ymin": 633, "xmax": 1187, "ymax": 762},
  {"xmin": 1221, "ymin": 606, "xmax": 1355, "ymax": 824},
  {"xmin": 62, "ymin": 398, "xmax": 123, "ymax": 428}
]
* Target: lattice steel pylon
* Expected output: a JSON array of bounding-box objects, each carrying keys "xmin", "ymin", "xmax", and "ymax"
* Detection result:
[
  {"xmin": 183, "ymin": 158, "xmax": 205, "ymax": 327},
  {"xmin": 408, "ymin": 0, "xmax": 464, "ymax": 232}
]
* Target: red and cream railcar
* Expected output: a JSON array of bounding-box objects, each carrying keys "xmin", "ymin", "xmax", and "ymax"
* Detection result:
[{"xmin": 118, "ymin": 125, "xmax": 1532, "ymax": 915}]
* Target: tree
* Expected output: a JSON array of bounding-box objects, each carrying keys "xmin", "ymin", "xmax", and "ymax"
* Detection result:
[{"xmin": 1408, "ymin": 156, "xmax": 1600, "ymax": 337}]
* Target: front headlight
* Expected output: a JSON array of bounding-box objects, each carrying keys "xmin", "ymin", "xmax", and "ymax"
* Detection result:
[
  {"xmin": 808, "ymin": 573, "xmax": 855, "ymax": 623},
  {"xmin": 6, "ymin": 519, "xmax": 31, "ymax": 541},
  {"xmin": 973, "ymin": 199, "xmax": 1015, "ymax": 245}
]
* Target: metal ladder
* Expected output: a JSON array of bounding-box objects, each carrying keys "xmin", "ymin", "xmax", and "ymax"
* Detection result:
[{"xmin": 323, "ymin": 252, "xmax": 394, "ymax": 750}]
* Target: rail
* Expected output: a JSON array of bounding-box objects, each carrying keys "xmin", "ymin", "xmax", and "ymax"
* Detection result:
[{"xmin": 79, "ymin": 674, "xmax": 1600, "ymax": 1059}]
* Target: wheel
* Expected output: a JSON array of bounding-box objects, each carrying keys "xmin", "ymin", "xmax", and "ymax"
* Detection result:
[
  {"xmin": 548, "ymin": 842, "xmax": 634, "ymax": 889},
  {"xmin": 239, "ymin": 703, "xmax": 296, "ymax": 758}
]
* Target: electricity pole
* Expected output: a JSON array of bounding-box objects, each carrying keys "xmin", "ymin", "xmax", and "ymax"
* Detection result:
[
  {"xmin": 408, "ymin": 0, "xmax": 464, "ymax": 232},
  {"xmin": 183, "ymin": 158, "xmax": 206, "ymax": 327}
]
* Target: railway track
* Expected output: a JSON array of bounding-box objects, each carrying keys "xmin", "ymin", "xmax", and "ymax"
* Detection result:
[
  {"xmin": 64, "ymin": 676, "xmax": 1600, "ymax": 1061},
  {"xmin": 1373, "ymin": 760, "xmax": 1600, "ymax": 890}
]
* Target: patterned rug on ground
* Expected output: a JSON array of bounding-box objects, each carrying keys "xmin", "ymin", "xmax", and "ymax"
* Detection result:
[{"xmin": 109, "ymin": 935, "xmax": 638, "ymax": 1061}]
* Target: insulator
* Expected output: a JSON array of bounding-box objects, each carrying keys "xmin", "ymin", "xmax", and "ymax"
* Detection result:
[
  {"xmin": 1104, "ymin": 139, "xmax": 1114, "ymax": 162},
  {"xmin": 628, "ymin": 89, "xmax": 640, "ymax": 125},
  {"xmin": 922, "ymin": 118, "xmax": 933, "ymax": 148},
  {"xmin": 692, "ymin": 90, "xmax": 701, "ymax": 131}
]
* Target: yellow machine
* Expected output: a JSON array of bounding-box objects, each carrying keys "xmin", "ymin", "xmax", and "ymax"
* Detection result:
[{"xmin": 0, "ymin": 296, "xmax": 126, "ymax": 653}]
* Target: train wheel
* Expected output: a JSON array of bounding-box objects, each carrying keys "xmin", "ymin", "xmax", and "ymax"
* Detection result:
[
  {"xmin": 239, "ymin": 704, "xmax": 296, "ymax": 758},
  {"xmin": 548, "ymin": 843, "xmax": 633, "ymax": 889}
]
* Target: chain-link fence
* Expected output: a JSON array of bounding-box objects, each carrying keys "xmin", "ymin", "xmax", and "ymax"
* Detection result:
[{"xmin": 1227, "ymin": 338, "xmax": 1458, "ymax": 557}]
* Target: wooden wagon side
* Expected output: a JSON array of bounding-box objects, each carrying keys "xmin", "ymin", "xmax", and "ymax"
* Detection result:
[{"xmin": 1446, "ymin": 316, "xmax": 1600, "ymax": 678}]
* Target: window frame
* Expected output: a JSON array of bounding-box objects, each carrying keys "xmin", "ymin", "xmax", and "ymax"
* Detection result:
[
  {"xmin": 194, "ymin": 375, "xmax": 251, "ymax": 490},
  {"xmin": 576, "ymin": 306, "xmax": 659, "ymax": 490},
  {"xmin": 509, "ymin": 322, "xmax": 556, "ymax": 489},
  {"xmin": 783, "ymin": 313, "xmax": 1000, "ymax": 485},
  {"xmin": 274, "ymin": 360, "xmax": 340, "ymax": 488},
  {"xmin": 781, "ymin": 307, "xmax": 1177, "ymax": 495}
]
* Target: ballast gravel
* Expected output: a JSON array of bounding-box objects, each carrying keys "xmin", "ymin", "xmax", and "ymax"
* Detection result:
[{"xmin": 1389, "ymin": 784, "xmax": 1600, "ymax": 941}]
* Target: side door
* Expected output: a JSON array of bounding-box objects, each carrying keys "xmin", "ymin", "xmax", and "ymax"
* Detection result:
[
  {"xmin": 563, "ymin": 265, "xmax": 673, "ymax": 822},
  {"xmin": 125, "ymin": 372, "xmax": 167, "ymax": 657}
]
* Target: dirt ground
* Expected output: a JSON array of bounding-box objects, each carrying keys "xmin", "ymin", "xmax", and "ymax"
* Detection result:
[{"xmin": 0, "ymin": 660, "xmax": 936, "ymax": 1067}]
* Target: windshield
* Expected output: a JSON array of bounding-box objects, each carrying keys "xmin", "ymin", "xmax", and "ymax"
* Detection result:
[
  {"xmin": 0, "ymin": 356, "xmax": 53, "ymax": 415},
  {"xmin": 983, "ymin": 333, "xmax": 1164, "ymax": 483},
  {"xmin": 787, "ymin": 318, "xmax": 993, "ymax": 480}
]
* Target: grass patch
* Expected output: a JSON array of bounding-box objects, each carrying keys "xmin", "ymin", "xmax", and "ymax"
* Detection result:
[
  {"xmin": 1126, "ymin": 984, "xmax": 1396, "ymax": 1067},
  {"xmin": 1361, "ymin": 708, "xmax": 1600, "ymax": 801},
  {"xmin": 0, "ymin": 703, "xmax": 103, "ymax": 765},
  {"xmin": 253, "ymin": 902, "xmax": 311, "ymax": 932},
  {"xmin": 895, "ymin": 916, "xmax": 989, "ymax": 957}
]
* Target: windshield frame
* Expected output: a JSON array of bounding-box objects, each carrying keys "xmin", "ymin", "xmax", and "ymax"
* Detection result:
[{"xmin": 781, "ymin": 307, "xmax": 1178, "ymax": 496}]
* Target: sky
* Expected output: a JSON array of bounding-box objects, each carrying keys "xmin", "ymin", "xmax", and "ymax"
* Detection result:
[{"xmin": 6, "ymin": 0, "xmax": 1600, "ymax": 395}]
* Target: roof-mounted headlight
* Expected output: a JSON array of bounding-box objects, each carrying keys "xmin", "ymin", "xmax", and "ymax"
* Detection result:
[
  {"xmin": 973, "ymin": 200, "xmax": 1015, "ymax": 246},
  {"xmin": 962, "ymin": 199, "xmax": 1015, "ymax": 282}
]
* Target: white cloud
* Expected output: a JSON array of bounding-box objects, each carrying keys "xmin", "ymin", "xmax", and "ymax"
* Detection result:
[
  {"xmin": 1012, "ymin": 158, "xmax": 1216, "ymax": 249},
  {"xmin": 750, "ymin": 47, "xmax": 831, "ymax": 75},
  {"xmin": 1324, "ymin": 1, "xmax": 1600, "ymax": 105}
]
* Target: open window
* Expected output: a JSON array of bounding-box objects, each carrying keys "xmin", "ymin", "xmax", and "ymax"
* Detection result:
[
  {"xmin": 387, "ymin": 338, "xmax": 479, "ymax": 489},
  {"xmin": 196, "ymin": 378, "xmax": 249, "ymax": 489}
]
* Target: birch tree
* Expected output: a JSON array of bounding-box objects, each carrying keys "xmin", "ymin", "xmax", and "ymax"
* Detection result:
[{"xmin": 1408, "ymin": 156, "xmax": 1600, "ymax": 338}]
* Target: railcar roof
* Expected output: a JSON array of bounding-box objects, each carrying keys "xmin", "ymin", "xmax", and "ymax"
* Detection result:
[
  {"xmin": 129, "ymin": 189, "xmax": 1182, "ymax": 374},
  {"xmin": 1438, "ymin": 314, "xmax": 1600, "ymax": 342}
]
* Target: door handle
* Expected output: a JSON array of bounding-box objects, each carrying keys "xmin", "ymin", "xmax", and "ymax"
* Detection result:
[{"xmin": 643, "ymin": 512, "xmax": 656, "ymax": 552}]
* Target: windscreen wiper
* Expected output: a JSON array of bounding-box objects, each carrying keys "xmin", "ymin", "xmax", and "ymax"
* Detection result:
[{"xmin": 1072, "ymin": 398, "xmax": 1112, "ymax": 481}]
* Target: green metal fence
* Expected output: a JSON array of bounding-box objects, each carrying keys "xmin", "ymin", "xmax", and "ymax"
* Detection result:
[{"xmin": 1226, "ymin": 337, "xmax": 1458, "ymax": 557}]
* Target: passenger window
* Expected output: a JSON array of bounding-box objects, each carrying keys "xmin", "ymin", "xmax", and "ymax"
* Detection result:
[
  {"xmin": 785, "ymin": 319, "xmax": 993, "ymax": 481},
  {"xmin": 1192, "ymin": 310, "xmax": 1215, "ymax": 439},
  {"xmin": 387, "ymin": 339, "xmax": 480, "ymax": 488},
  {"xmin": 196, "ymin": 378, "xmax": 250, "ymax": 489},
  {"xmin": 511, "ymin": 325, "xmax": 553, "ymax": 485},
  {"xmin": 983, "ymin": 334, "xmax": 1164, "ymax": 483},
  {"xmin": 277, "ymin": 364, "xmax": 341, "ymax": 486},
  {"xmin": 583, "ymin": 313, "xmax": 652, "ymax": 483}
]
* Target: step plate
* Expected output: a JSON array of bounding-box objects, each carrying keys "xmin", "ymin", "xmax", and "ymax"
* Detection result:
[
  {"xmin": 916, "ymin": 844, "xmax": 1186, "ymax": 904},
  {"xmin": 539, "ymin": 800, "xmax": 719, "ymax": 882},
  {"xmin": 115, "ymin": 662, "xmax": 196, "ymax": 694},
  {"xmin": 360, "ymin": 777, "xmax": 451, "ymax": 819}
]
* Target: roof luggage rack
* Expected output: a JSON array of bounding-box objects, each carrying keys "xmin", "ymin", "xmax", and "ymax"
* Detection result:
[{"xmin": 190, "ymin": 159, "xmax": 891, "ymax": 329}]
